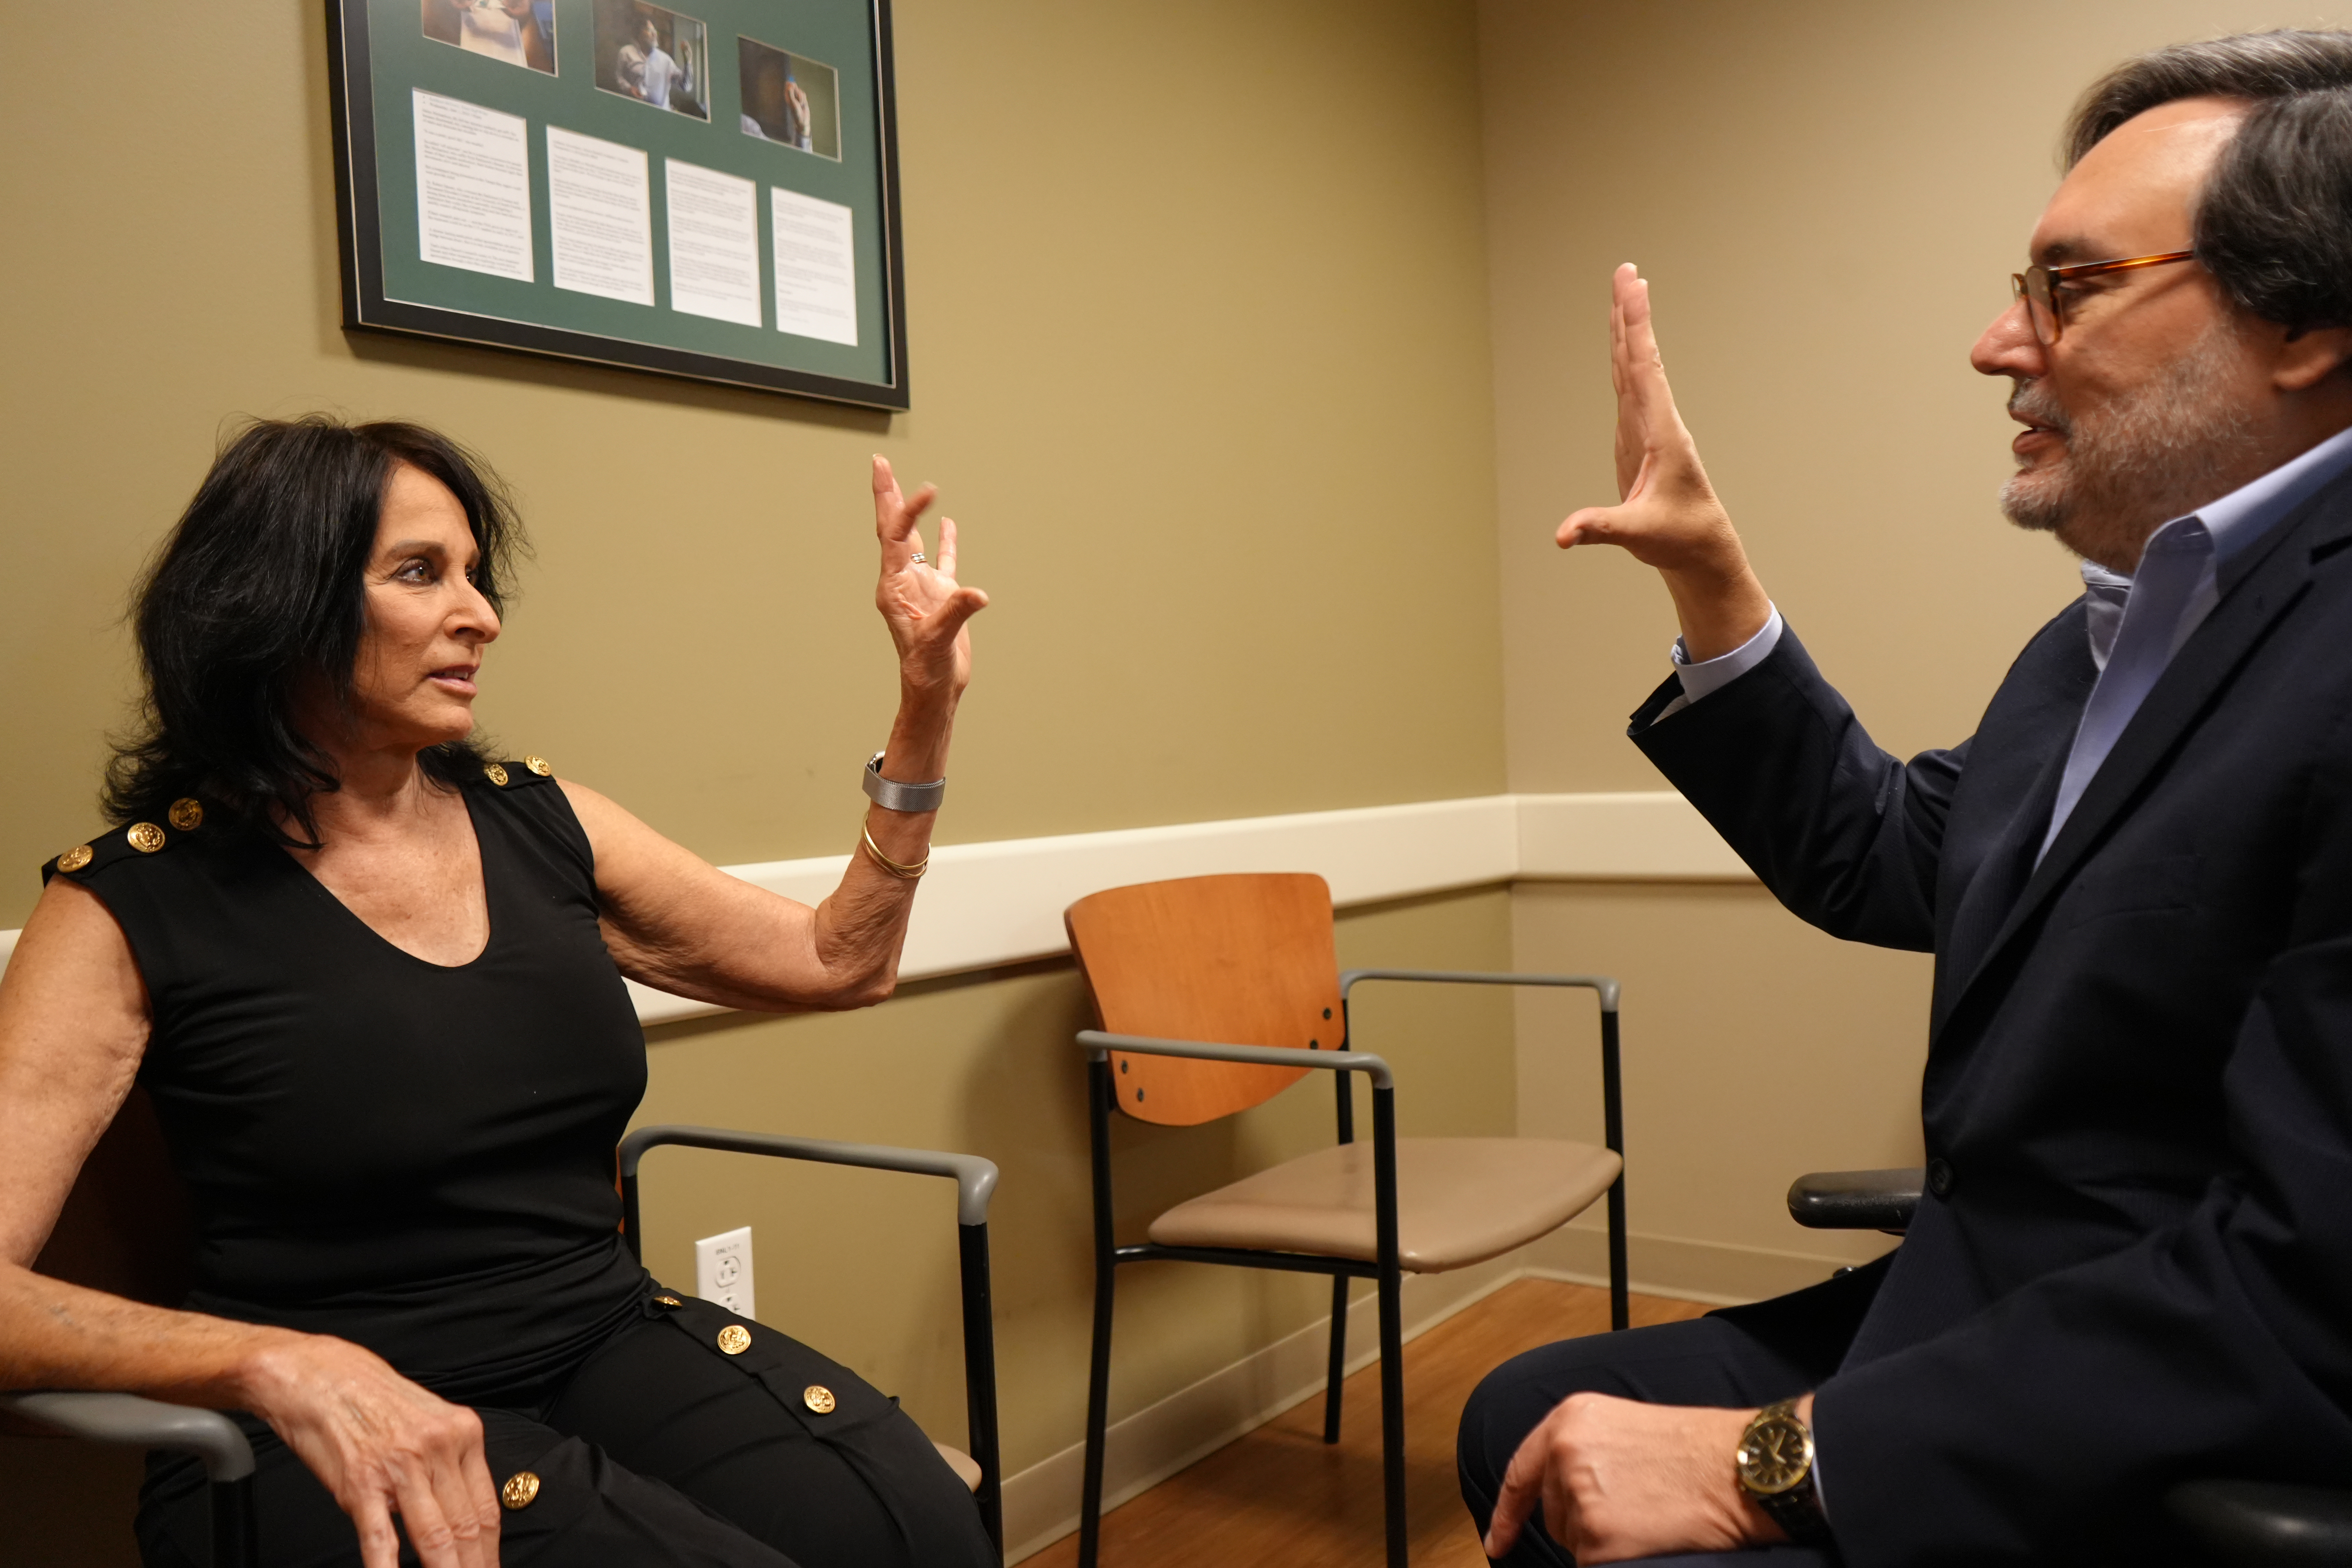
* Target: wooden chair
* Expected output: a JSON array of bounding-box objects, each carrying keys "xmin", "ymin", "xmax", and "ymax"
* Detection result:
[
  {"xmin": 1065, "ymin": 872, "xmax": 1629, "ymax": 1568},
  {"xmin": 4, "ymin": 1091, "xmax": 1004, "ymax": 1566}
]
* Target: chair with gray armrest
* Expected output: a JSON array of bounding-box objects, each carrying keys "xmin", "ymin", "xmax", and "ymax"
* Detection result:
[
  {"xmin": 1, "ymin": 1081, "xmax": 259, "ymax": 1564},
  {"xmin": 6, "ymin": 1092, "xmax": 1004, "ymax": 1567},
  {"xmin": 1066, "ymin": 873, "xmax": 1630, "ymax": 1568},
  {"xmin": 617, "ymin": 1124, "xmax": 1004, "ymax": 1556},
  {"xmin": 1785, "ymin": 1165, "xmax": 2352, "ymax": 1565}
]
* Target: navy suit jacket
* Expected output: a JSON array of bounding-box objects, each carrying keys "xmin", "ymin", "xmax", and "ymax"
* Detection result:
[{"xmin": 1631, "ymin": 472, "xmax": 2352, "ymax": 1564}]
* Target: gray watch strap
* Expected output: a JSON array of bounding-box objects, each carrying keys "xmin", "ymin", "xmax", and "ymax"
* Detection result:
[{"xmin": 864, "ymin": 751, "xmax": 946, "ymax": 813}]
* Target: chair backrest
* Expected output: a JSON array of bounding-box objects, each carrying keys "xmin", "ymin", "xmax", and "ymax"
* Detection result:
[
  {"xmin": 33, "ymin": 1085, "xmax": 196, "ymax": 1308},
  {"xmin": 1064, "ymin": 873, "xmax": 1345, "ymax": 1127}
]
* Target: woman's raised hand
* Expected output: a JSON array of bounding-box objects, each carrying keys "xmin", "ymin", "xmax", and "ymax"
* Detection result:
[
  {"xmin": 245, "ymin": 1333, "xmax": 502, "ymax": 1568},
  {"xmin": 1557, "ymin": 265, "xmax": 1770, "ymax": 662},
  {"xmin": 871, "ymin": 455, "xmax": 988, "ymax": 703}
]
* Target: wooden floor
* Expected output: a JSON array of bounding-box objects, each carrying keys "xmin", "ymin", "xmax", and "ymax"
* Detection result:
[{"xmin": 1022, "ymin": 1280, "xmax": 1712, "ymax": 1568}]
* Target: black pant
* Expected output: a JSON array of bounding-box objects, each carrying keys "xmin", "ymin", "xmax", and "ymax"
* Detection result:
[
  {"xmin": 1457, "ymin": 1261, "xmax": 1888, "ymax": 1567},
  {"xmin": 137, "ymin": 1290, "xmax": 995, "ymax": 1568}
]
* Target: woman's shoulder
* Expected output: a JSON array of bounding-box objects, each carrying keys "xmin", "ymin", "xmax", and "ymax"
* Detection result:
[
  {"xmin": 42, "ymin": 797, "xmax": 216, "ymax": 887},
  {"xmin": 465, "ymin": 751, "xmax": 597, "ymax": 875},
  {"xmin": 466, "ymin": 751, "xmax": 564, "ymax": 799}
]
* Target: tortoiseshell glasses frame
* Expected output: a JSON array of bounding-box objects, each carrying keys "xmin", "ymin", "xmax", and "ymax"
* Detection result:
[{"xmin": 2011, "ymin": 249, "xmax": 2200, "ymax": 345}]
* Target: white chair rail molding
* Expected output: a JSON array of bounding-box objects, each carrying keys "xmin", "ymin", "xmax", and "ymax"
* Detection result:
[{"xmin": 0, "ymin": 792, "xmax": 1747, "ymax": 1019}]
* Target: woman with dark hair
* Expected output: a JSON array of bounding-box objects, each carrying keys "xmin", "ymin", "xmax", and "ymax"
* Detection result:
[{"xmin": 0, "ymin": 417, "xmax": 994, "ymax": 1568}]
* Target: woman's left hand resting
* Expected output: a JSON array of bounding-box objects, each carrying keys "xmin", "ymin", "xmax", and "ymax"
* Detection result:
[{"xmin": 568, "ymin": 455, "xmax": 986, "ymax": 1014}]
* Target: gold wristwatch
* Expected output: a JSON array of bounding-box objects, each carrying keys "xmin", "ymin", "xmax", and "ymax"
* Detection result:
[{"xmin": 1734, "ymin": 1399, "xmax": 1830, "ymax": 1545}]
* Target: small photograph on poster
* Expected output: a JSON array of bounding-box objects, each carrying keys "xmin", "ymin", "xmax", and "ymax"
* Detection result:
[
  {"xmin": 422, "ymin": 0, "xmax": 556, "ymax": 75},
  {"xmin": 738, "ymin": 37, "xmax": 841, "ymax": 161},
  {"xmin": 594, "ymin": 1, "xmax": 711, "ymax": 121}
]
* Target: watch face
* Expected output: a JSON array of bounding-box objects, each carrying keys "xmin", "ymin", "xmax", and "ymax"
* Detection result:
[{"xmin": 1736, "ymin": 1415, "xmax": 1814, "ymax": 1497}]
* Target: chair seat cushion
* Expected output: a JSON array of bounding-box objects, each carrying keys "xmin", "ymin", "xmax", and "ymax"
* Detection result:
[{"xmin": 1145, "ymin": 1137, "xmax": 1621, "ymax": 1273}]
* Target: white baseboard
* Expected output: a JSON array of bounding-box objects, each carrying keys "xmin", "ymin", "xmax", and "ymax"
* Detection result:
[
  {"xmin": 1520, "ymin": 1225, "xmax": 1864, "ymax": 1307},
  {"xmin": 0, "ymin": 793, "xmax": 1748, "ymax": 1022}
]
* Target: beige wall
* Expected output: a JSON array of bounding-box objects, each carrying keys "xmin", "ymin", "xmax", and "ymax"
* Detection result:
[
  {"xmin": 0, "ymin": 0, "xmax": 1508, "ymax": 1557},
  {"xmin": 0, "ymin": 0, "xmax": 1504, "ymax": 909},
  {"xmin": 1475, "ymin": 0, "xmax": 2352, "ymax": 1284}
]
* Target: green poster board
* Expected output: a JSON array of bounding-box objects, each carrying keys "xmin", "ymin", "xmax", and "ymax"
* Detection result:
[{"xmin": 329, "ymin": 0, "xmax": 907, "ymax": 408}]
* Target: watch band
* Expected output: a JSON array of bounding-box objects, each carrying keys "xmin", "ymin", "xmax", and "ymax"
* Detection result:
[
  {"xmin": 863, "ymin": 751, "xmax": 946, "ymax": 814},
  {"xmin": 1752, "ymin": 1470, "xmax": 1830, "ymax": 1546},
  {"xmin": 1736, "ymin": 1399, "xmax": 1832, "ymax": 1546}
]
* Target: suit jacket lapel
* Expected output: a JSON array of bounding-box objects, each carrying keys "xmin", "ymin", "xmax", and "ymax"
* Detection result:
[
  {"xmin": 1930, "ymin": 738, "xmax": 2071, "ymax": 1041},
  {"xmin": 1936, "ymin": 486, "xmax": 2352, "ymax": 1037}
]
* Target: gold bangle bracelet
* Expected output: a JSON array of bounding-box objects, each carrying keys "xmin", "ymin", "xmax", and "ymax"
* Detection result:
[{"xmin": 861, "ymin": 825, "xmax": 929, "ymax": 880}]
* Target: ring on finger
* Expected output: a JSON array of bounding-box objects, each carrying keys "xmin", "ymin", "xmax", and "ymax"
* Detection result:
[{"xmin": 908, "ymin": 552, "xmax": 926, "ymax": 565}]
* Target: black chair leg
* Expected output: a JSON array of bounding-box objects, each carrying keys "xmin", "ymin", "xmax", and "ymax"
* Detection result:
[
  {"xmin": 1322, "ymin": 1272, "xmax": 1349, "ymax": 1443},
  {"xmin": 1081, "ymin": 1057, "xmax": 1117, "ymax": 1568},
  {"xmin": 1377, "ymin": 1262, "xmax": 1407, "ymax": 1568},
  {"xmin": 1079, "ymin": 1260, "xmax": 1116, "ymax": 1566},
  {"xmin": 213, "ymin": 1473, "xmax": 258, "ymax": 1568},
  {"xmin": 956, "ymin": 1221, "xmax": 1003, "ymax": 1559}
]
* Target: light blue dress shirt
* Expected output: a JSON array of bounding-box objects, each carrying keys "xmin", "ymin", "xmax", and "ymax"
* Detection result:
[{"xmin": 1664, "ymin": 424, "xmax": 2352, "ymax": 864}]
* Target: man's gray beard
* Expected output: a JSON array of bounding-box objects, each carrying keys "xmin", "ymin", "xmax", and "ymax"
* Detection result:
[{"xmin": 2000, "ymin": 321, "xmax": 2260, "ymax": 571}]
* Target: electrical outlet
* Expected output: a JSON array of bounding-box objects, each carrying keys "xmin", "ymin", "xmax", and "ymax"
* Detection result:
[{"xmin": 694, "ymin": 1226, "xmax": 754, "ymax": 1320}]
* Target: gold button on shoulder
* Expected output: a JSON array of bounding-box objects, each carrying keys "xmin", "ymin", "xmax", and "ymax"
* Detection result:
[
  {"xmin": 126, "ymin": 823, "xmax": 166, "ymax": 854},
  {"xmin": 483, "ymin": 763, "xmax": 510, "ymax": 787},
  {"xmin": 167, "ymin": 798, "xmax": 204, "ymax": 831},
  {"xmin": 653, "ymin": 1293, "xmax": 683, "ymax": 1309},
  {"xmin": 717, "ymin": 1324, "xmax": 752, "ymax": 1355},
  {"xmin": 55, "ymin": 845, "xmax": 94, "ymax": 873},
  {"xmin": 500, "ymin": 1471, "xmax": 540, "ymax": 1511},
  {"xmin": 803, "ymin": 1384, "xmax": 836, "ymax": 1415},
  {"xmin": 524, "ymin": 755, "xmax": 552, "ymax": 777}
]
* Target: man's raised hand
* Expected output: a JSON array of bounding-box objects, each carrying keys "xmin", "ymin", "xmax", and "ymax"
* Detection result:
[{"xmin": 1558, "ymin": 264, "xmax": 1772, "ymax": 663}]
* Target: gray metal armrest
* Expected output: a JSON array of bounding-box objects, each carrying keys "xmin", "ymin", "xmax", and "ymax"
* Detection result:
[
  {"xmin": 2169, "ymin": 1479, "xmax": 2352, "ymax": 1565},
  {"xmin": 0, "ymin": 1391, "xmax": 254, "ymax": 1481},
  {"xmin": 617, "ymin": 1125, "xmax": 998, "ymax": 1226},
  {"xmin": 1787, "ymin": 1168, "xmax": 1923, "ymax": 1233},
  {"xmin": 1339, "ymin": 968, "xmax": 1620, "ymax": 1012},
  {"xmin": 1077, "ymin": 1029, "xmax": 1394, "ymax": 1087},
  {"xmin": 1336, "ymin": 968, "xmax": 1630, "ymax": 1331},
  {"xmin": 616, "ymin": 1124, "xmax": 1004, "ymax": 1559}
]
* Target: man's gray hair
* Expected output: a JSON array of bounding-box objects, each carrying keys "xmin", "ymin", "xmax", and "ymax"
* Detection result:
[{"xmin": 2069, "ymin": 30, "xmax": 2352, "ymax": 336}]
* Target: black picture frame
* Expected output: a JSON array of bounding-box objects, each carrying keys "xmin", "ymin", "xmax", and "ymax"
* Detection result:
[{"xmin": 327, "ymin": 0, "xmax": 909, "ymax": 409}]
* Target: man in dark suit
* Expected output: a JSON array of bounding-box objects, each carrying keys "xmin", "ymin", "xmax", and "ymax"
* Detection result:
[{"xmin": 1457, "ymin": 31, "xmax": 2352, "ymax": 1568}]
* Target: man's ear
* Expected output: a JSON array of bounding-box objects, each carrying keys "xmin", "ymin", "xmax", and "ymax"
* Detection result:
[{"xmin": 2274, "ymin": 324, "xmax": 2352, "ymax": 391}]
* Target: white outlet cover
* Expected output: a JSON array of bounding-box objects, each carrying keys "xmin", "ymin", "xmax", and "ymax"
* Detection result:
[{"xmin": 694, "ymin": 1226, "xmax": 754, "ymax": 1321}]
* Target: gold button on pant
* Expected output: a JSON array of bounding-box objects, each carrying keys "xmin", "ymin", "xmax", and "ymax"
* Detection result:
[{"xmin": 500, "ymin": 1471, "xmax": 540, "ymax": 1511}]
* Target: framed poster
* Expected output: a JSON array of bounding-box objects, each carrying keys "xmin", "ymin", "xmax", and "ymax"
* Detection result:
[{"xmin": 328, "ymin": 0, "xmax": 908, "ymax": 409}]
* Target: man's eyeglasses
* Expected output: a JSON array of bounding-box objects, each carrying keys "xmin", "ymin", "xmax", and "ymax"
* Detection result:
[{"xmin": 2011, "ymin": 250, "xmax": 2199, "ymax": 345}]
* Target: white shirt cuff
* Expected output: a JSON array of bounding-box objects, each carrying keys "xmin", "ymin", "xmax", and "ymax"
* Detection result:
[{"xmin": 1655, "ymin": 606, "xmax": 1783, "ymax": 719}]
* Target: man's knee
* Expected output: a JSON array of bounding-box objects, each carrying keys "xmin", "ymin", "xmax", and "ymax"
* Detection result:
[{"xmin": 1457, "ymin": 1336, "xmax": 1620, "ymax": 1503}]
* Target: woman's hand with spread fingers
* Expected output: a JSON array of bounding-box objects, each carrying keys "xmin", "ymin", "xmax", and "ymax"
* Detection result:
[{"xmin": 872, "ymin": 455, "xmax": 988, "ymax": 706}]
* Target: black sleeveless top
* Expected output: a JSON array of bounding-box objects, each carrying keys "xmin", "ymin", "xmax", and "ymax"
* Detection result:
[{"xmin": 44, "ymin": 763, "xmax": 649, "ymax": 1404}]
